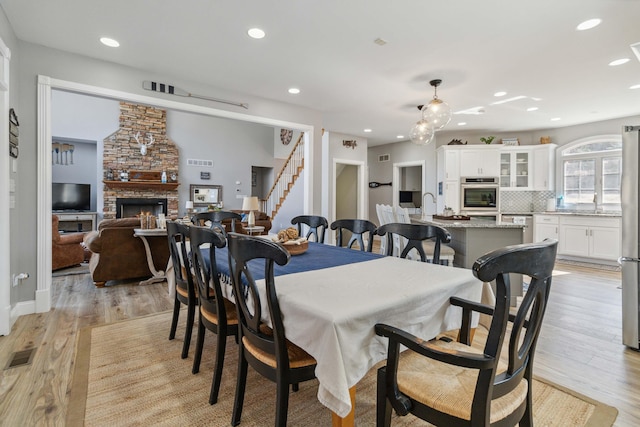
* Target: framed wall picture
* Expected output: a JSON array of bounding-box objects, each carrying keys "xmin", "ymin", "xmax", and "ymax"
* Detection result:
[{"xmin": 190, "ymin": 184, "xmax": 222, "ymax": 207}]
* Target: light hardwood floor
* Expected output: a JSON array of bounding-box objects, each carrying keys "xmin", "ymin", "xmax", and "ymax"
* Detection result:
[{"xmin": 0, "ymin": 262, "xmax": 639, "ymax": 426}]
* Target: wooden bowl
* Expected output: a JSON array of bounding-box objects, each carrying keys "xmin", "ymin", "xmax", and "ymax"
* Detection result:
[{"xmin": 282, "ymin": 240, "xmax": 309, "ymax": 256}]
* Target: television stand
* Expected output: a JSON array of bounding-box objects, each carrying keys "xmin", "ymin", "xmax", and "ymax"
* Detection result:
[{"xmin": 55, "ymin": 212, "xmax": 97, "ymax": 232}]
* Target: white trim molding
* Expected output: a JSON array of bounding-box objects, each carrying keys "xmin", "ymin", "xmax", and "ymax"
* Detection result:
[
  {"xmin": 36, "ymin": 75, "xmax": 315, "ymax": 314},
  {"xmin": 0, "ymin": 36, "xmax": 11, "ymax": 335}
]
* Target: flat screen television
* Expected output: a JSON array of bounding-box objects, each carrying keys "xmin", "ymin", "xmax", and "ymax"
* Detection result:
[{"xmin": 52, "ymin": 183, "xmax": 91, "ymax": 211}]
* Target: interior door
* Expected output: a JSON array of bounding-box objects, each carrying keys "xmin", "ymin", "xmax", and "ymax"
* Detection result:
[{"xmin": 335, "ymin": 164, "xmax": 358, "ymax": 245}]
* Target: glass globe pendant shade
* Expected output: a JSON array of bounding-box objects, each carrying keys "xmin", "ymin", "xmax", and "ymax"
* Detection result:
[
  {"xmin": 409, "ymin": 119, "xmax": 435, "ymax": 145},
  {"xmin": 421, "ymin": 98, "xmax": 452, "ymax": 131}
]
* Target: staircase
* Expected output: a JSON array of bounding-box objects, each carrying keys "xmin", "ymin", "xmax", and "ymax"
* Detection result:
[{"xmin": 262, "ymin": 133, "xmax": 305, "ymax": 219}]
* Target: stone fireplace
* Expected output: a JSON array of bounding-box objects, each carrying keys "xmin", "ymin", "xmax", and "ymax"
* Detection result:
[
  {"xmin": 116, "ymin": 197, "xmax": 168, "ymax": 218},
  {"xmin": 102, "ymin": 102, "xmax": 180, "ymax": 219}
]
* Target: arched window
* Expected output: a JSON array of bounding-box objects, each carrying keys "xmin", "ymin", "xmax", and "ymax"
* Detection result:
[{"xmin": 557, "ymin": 135, "xmax": 622, "ymax": 210}]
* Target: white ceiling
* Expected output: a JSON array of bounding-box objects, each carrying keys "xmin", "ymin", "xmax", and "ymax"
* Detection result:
[{"xmin": 2, "ymin": 0, "xmax": 640, "ymax": 146}]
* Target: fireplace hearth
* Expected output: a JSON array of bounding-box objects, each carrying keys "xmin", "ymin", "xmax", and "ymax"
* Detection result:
[{"xmin": 116, "ymin": 198, "xmax": 168, "ymax": 218}]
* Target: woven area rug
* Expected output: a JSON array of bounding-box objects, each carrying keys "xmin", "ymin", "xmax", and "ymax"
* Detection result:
[{"xmin": 67, "ymin": 311, "xmax": 618, "ymax": 426}]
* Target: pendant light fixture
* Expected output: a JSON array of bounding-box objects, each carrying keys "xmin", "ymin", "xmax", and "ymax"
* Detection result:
[
  {"xmin": 421, "ymin": 79, "xmax": 452, "ymax": 131},
  {"xmin": 409, "ymin": 116, "xmax": 434, "ymax": 146}
]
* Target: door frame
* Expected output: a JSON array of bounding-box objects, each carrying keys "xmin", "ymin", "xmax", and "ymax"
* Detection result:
[
  {"xmin": 36, "ymin": 75, "xmax": 314, "ymax": 313},
  {"xmin": 331, "ymin": 158, "xmax": 366, "ymax": 245},
  {"xmin": 0, "ymin": 36, "xmax": 10, "ymax": 335},
  {"xmin": 392, "ymin": 160, "xmax": 426, "ymax": 209}
]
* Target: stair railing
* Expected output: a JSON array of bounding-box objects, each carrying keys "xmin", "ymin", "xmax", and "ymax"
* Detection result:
[{"xmin": 262, "ymin": 133, "xmax": 305, "ymax": 218}]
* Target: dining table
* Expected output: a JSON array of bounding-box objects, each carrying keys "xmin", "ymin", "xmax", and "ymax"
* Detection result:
[{"xmin": 208, "ymin": 241, "xmax": 487, "ymax": 427}]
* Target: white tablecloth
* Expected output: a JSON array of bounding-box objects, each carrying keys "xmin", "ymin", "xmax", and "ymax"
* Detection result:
[{"xmin": 223, "ymin": 256, "xmax": 484, "ymax": 417}]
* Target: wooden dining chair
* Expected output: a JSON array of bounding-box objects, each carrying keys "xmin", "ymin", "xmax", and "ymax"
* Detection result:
[
  {"xmin": 375, "ymin": 239, "xmax": 558, "ymax": 427},
  {"xmin": 189, "ymin": 225, "xmax": 239, "ymax": 405},
  {"xmin": 226, "ymin": 233, "xmax": 317, "ymax": 427},
  {"xmin": 394, "ymin": 206, "xmax": 455, "ymax": 265},
  {"xmin": 167, "ymin": 220, "xmax": 198, "ymax": 359},
  {"xmin": 191, "ymin": 211, "xmax": 241, "ymax": 234},
  {"xmin": 376, "ymin": 222, "xmax": 452, "ymax": 264},
  {"xmin": 291, "ymin": 215, "xmax": 328, "ymax": 243},
  {"xmin": 330, "ymin": 218, "xmax": 377, "ymax": 252}
]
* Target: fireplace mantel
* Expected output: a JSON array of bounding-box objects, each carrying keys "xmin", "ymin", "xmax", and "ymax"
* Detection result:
[{"xmin": 103, "ymin": 180, "xmax": 180, "ymax": 191}]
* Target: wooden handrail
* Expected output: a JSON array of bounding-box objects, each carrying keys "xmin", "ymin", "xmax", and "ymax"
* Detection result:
[{"xmin": 264, "ymin": 132, "xmax": 304, "ymax": 202}]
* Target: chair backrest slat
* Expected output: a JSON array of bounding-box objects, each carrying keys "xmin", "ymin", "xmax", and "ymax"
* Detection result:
[
  {"xmin": 330, "ymin": 219, "xmax": 377, "ymax": 252},
  {"xmin": 191, "ymin": 211, "xmax": 242, "ymax": 234}
]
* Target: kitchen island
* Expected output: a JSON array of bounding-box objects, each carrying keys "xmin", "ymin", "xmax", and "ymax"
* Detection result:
[{"xmin": 411, "ymin": 215, "xmax": 526, "ymax": 305}]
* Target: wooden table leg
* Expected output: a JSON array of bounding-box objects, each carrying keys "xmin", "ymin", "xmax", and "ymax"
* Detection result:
[{"xmin": 331, "ymin": 386, "xmax": 356, "ymax": 427}]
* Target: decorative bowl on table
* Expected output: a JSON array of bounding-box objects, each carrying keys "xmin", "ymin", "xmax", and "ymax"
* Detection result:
[{"xmin": 281, "ymin": 238, "xmax": 309, "ymax": 256}]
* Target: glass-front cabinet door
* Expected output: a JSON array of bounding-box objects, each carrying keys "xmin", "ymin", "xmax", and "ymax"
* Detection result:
[{"xmin": 500, "ymin": 150, "xmax": 530, "ymax": 189}]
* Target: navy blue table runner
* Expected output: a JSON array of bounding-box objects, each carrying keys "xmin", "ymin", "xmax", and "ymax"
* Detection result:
[{"xmin": 205, "ymin": 241, "xmax": 383, "ymax": 283}]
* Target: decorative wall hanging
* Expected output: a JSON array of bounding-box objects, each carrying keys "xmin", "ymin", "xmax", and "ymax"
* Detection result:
[
  {"xmin": 9, "ymin": 108, "xmax": 18, "ymax": 158},
  {"xmin": 343, "ymin": 140, "xmax": 357, "ymax": 149},
  {"xmin": 134, "ymin": 132, "xmax": 155, "ymax": 156},
  {"xmin": 142, "ymin": 80, "xmax": 248, "ymax": 109},
  {"xmin": 52, "ymin": 141, "xmax": 75, "ymax": 165},
  {"xmin": 280, "ymin": 129, "xmax": 293, "ymax": 145}
]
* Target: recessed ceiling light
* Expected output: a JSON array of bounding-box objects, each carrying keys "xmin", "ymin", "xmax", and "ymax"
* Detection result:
[
  {"xmin": 609, "ymin": 58, "xmax": 630, "ymax": 66},
  {"xmin": 630, "ymin": 84, "xmax": 640, "ymax": 90},
  {"xmin": 576, "ymin": 18, "xmax": 602, "ymax": 31},
  {"xmin": 100, "ymin": 37, "xmax": 120, "ymax": 47},
  {"xmin": 458, "ymin": 122, "xmax": 467, "ymax": 126},
  {"xmin": 396, "ymin": 135, "xmax": 404, "ymax": 139},
  {"xmin": 247, "ymin": 28, "xmax": 265, "ymax": 39},
  {"xmin": 551, "ymin": 117, "xmax": 561, "ymax": 121},
  {"xmin": 527, "ymin": 107, "xmax": 539, "ymax": 112},
  {"xmin": 288, "ymin": 88, "xmax": 300, "ymax": 94},
  {"xmin": 363, "ymin": 129, "xmax": 372, "ymax": 133},
  {"xmin": 494, "ymin": 91, "xmax": 507, "ymax": 97}
]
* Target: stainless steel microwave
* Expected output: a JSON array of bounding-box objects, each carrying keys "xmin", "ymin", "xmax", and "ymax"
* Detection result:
[{"xmin": 460, "ymin": 177, "xmax": 499, "ymax": 212}]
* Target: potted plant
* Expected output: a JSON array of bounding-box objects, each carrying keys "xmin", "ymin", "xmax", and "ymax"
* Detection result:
[{"xmin": 480, "ymin": 136, "xmax": 496, "ymax": 145}]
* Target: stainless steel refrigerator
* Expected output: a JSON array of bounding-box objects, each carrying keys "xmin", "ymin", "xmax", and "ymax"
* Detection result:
[{"xmin": 621, "ymin": 125, "xmax": 640, "ymax": 349}]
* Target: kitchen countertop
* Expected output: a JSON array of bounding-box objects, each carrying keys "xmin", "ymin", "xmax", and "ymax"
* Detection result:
[
  {"xmin": 501, "ymin": 211, "xmax": 621, "ymax": 217},
  {"xmin": 411, "ymin": 215, "xmax": 525, "ymax": 229}
]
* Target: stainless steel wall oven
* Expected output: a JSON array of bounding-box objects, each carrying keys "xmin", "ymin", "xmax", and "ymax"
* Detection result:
[{"xmin": 460, "ymin": 177, "xmax": 499, "ymax": 214}]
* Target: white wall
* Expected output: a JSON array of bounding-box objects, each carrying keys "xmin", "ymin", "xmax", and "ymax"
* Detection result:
[{"xmin": 7, "ymin": 39, "xmax": 322, "ymax": 306}]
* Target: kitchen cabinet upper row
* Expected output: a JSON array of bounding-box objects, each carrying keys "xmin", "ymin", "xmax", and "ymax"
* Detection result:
[{"xmin": 437, "ymin": 144, "xmax": 556, "ymax": 191}]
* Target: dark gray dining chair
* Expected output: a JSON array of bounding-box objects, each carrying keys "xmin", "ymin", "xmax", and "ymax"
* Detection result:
[
  {"xmin": 291, "ymin": 215, "xmax": 328, "ymax": 243},
  {"xmin": 226, "ymin": 233, "xmax": 317, "ymax": 427},
  {"xmin": 189, "ymin": 225, "xmax": 238, "ymax": 405},
  {"xmin": 375, "ymin": 239, "xmax": 558, "ymax": 427},
  {"xmin": 330, "ymin": 219, "xmax": 377, "ymax": 252},
  {"xmin": 376, "ymin": 222, "xmax": 452, "ymax": 264},
  {"xmin": 191, "ymin": 211, "xmax": 241, "ymax": 234}
]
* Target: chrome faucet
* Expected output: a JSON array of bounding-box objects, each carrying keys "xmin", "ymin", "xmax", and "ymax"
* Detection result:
[
  {"xmin": 422, "ymin": 192, "xmax": 436, "ymax": 218},
  {"xmin": 593, "ymin": 193, "xmax": 599, "ymax": 213}
]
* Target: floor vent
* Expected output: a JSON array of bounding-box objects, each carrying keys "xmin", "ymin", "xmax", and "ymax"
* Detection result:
[{"xmin": 5, "ymin": 348, "xmax": 36, "ymax": 370}]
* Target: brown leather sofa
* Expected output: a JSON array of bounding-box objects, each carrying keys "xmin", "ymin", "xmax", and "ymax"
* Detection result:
[
  {"xmin": 52, "ymin": 215, "xmax": 86, "ymax": 271},
  {"xmin": 222, "ymin": 210, "xmax": 272, "ymax": 235},
  {"xmin": 83, "ymin": 218, "xmax": 169, "ymax": 287}
]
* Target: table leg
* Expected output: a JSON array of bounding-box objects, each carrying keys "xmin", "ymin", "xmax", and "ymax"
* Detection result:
[
  {"xmin": 331, "ymin": 386, "xmax": 355, "ymax": 427},
  {"xmin": 136, "ymin": 235, "xmax": 166, "ymax": 285}
]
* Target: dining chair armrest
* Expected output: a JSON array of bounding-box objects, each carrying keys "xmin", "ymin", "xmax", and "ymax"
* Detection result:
[{"xmin": 375, "ymin": 323, "xmax": 494, "ymax": 370}]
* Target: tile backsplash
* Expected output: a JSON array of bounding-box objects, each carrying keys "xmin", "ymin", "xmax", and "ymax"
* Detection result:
[{"xmin": 500, "ymin": 190, "xmax": 555, "ymax": 213}]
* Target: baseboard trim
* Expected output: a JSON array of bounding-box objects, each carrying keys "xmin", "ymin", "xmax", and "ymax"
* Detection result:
[{"xmin": 10, "ymin": 300, "xmax": 36, "ymax": 326}]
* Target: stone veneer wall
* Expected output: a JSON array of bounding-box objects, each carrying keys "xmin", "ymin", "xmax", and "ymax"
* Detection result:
[{"xmin": 102, "ymin": 102, "xmax": 180, "ymax": 219}]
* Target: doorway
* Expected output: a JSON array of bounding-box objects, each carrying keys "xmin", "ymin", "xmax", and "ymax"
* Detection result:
[
  {"xmin": 392, "ymin": 160, "xmax": 428, "ymax": 215},
  {"xmin": 332, "ymin": 159, "xmax": 366, "ymax": 246}
]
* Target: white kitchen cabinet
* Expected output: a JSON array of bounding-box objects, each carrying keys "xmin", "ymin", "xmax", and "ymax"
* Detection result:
[
  {"xmin": 437, "ymin": 147, "xmax": 461, "ymax": 213},
  {"xmin": 500, "ymin": 149, "xmax": 531, "ymax": 189},
  {"xmin": 460, "ymin": 147, "xmax": 499, "ymax": 177},
  {"xmin": 534, "ymin": 214, "xmax": 559, "ymax": 242},
  {"xmin": 532, "ymin": 144, "xmax": 556, "ymax": 191},
  {"xmin": 442, "ymin": 180, "xmax": 460, "ymax": 213},
  {"xmin": 557, "ymin": 216, "xmax": 621, "ymax": 261}
]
